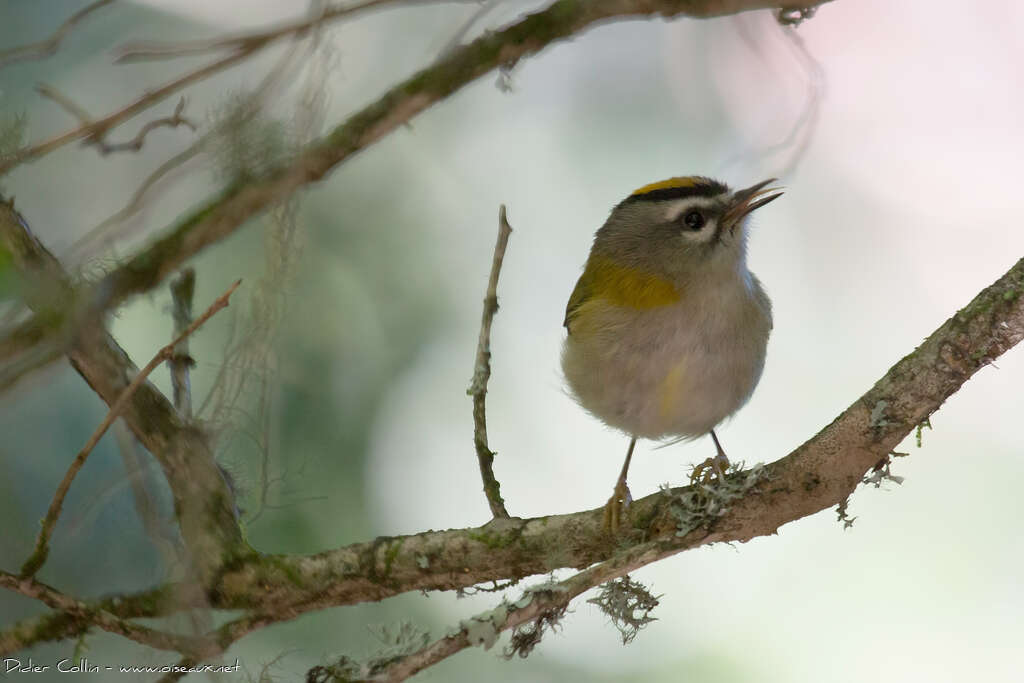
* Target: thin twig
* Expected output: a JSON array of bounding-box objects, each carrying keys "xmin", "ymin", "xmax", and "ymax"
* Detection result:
[
  {"xmin": 169, "ymin": 268, "xmax": 196, "ymax": 417},
  {"xmin": 0, "ymin": 582, "xmax": 196, "ymax": 656},
  {"xmin": 65, "ymin": 39, "xmax": 309, "ymax": 262},
  {"xmin": 467, "ymin": 205, "xmax": 512, "ymax": 519},
  {"xmin": 0, "ymin": 47, "xmax": 254, "ymax": 175},
  {"xmin": 0, "ymin": 1, "xmax": 480, "ymax": 174},
  {"xmin": 0, "ymin": 571, "xmax": 212, "ymax": 656},
  {"xmin": 19, "ymin": 279, "xmax": 242, "ymax": 579},
  {"xmin": 97, "ymin": 96, "xmax": 198, "ymax": 155},
  {"xmin": 0, "ymin": 0, "xmax": 117, "ymax": 69},
  {"xmin": 33, "ymin": 86, "xmax": 198, "ymax": 156},
  {"xmin": 34, "ymin": 83, "xmax": 94, "ymax": 123}
]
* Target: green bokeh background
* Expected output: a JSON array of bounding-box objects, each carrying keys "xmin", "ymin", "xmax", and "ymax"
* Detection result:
[{"xmin": 2, "ymin": 1, "xmax": 1024, "ymax": 681}]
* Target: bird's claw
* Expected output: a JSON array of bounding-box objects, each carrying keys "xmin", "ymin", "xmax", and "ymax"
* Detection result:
[
  {"xmin": 602, "ymin": 480, "xmax": 633, "ymax": 534},
  {"xmin": 689, "ymin": 452, "xmax": 731, "ymax": 485}
]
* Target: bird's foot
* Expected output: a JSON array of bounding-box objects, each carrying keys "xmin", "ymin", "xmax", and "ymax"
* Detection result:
[
  {"xmin": 689, "ymin": 452, "xmax": 731, "ymax": 485},
  {"xmin": 602, "ymin": 480, "xmax": 633, "ymax": 534}
]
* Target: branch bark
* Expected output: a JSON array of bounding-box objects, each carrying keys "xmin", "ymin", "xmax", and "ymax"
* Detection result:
[
  {"xmin": 212, "ymin": 254, "xmax": 1024, "ymax": 611},
  {"xmin": 467, "ymin": 205, "xmax": 513, "ymax": 518}
]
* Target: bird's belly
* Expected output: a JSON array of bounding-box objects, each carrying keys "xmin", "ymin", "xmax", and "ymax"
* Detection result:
[{"xmin": 562, "ymin": 303, "xmax": 769, "ymax": 439}]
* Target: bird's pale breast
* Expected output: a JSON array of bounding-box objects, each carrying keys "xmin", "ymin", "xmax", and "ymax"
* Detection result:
[{"xmin": 562, "ymin": 273, "xmax": 771, "ymax": 439}]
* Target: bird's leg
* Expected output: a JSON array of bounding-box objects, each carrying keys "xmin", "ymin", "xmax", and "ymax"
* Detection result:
[
  {"xmin": 690, "ymin": 429, "xmax": 731, "ymax": 484},
  {"xmin": 603, "ymin": 437, "xmax": 637, "ymax": 533}
]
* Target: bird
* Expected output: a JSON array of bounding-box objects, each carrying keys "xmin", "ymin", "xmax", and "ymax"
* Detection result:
[{"xmin": 561, "ymin": 176, "xmax": 782, "ymax": 532}]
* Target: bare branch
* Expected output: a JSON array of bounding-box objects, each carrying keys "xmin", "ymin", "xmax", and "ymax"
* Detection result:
[
  {"xmin": 34, "ymin": 86, "xmax": 197, "ymax": 156},
  {"xmin": 99, "ymin": 97, "xmax": 199, "ymax": 155},
  {"xmin": 0, "ymin": 47, "xmax": 253, "ymax": 175},
  {"xmin": 34, "ymin": 83, "xmax": 94, "ymax": 123},
  {"xmin": 467, "ymin": 205, "xmax": 512, "ymax": 518},
  {"xmin": 66, "ymin": 38, "xmax": 309, "ymax": 262},
  {"xmin": 0, "ymin": 0, "xmax": 117, "ymax": 70},
  {"xmin": 19, "ymin": 279, "xmax": 241, "ymax": 578},
  {"xmin": 0, "ymin": 1, "xmax": 484, "ymax": 174}
]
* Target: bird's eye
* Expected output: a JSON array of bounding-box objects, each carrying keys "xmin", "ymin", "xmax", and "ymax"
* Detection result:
[{"xmin": 682, "ymin": 210, "xmax": 705, "ymax": 231}]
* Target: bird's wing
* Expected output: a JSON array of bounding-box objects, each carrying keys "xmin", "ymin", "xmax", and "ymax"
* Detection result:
[
  {"xmin": 564, "ymin": 256, "xmax": 681, "ymax": 333},
  {"xmin": 563, "ymin": 267, "xmax": 593, "ymax": 333}
]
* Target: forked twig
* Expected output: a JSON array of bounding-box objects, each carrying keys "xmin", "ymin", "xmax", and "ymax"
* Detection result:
[
  {"xmin": 467, "ymin": 205, "xmax": 512, "ymax": 519},
  {"xmin": 19, "ymin": 279, "xmax": 242, "ymax": 578},
  {"xmin": 66, "ymin": 38, "xmax": 309, "ymax": 262},
  {"xmin": 0, "ymin": 48, "xmax": 252, "ymax": 175},
  {"xmin": 34, "ymin": 86, "xmax": 198, "ymax": 156}
]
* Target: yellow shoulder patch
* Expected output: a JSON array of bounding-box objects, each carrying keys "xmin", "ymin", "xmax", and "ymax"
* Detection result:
[
  {"xmin": 629, "ymin": 176, "xmax": 699, "ymax": 197},
  {"xmin": 564, "ymin": 255, "xmax": 679, "ymax": 332}
]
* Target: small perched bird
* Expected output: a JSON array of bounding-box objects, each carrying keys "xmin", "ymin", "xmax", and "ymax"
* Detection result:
[{"xmin": 561, "ymin": 176, "xmax": 782, "ymax": 531}]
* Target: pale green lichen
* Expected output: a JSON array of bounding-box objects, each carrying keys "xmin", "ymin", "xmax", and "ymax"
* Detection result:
[
  {"xmin": 862, "ymin": 460, "xmax": 904, "ymax": 488},
  {"xmin": 835, "ymin": 497, "xmax": 856, "ymax": 530},
  {"xmin": 662, "ymin": 463, "xmax": 768, "ymax": 537},
  {"xmin": 869, "ymin": 399, "xmax": 891, "ymax": 428},
  {"xmin": 915, "ymin": 416, "xmax": 932, "ymax": 448},
  {"xmin": 445, "ymin": 578, "xmax": 572, "ymax": 659},
  {"xmin": 503, "ymin": 582, "xmax": 569, "ymax": 659},
  {"xmin": 447, "ymin": 601, "xmax": 513, "ymax": 650},
  {"xmin": 310, "ymin": 621, "xmax": 430, "ymax": 682},
  {"xmin": 586, "ymin": 575, "xmax": 660, "ymax": 644}
]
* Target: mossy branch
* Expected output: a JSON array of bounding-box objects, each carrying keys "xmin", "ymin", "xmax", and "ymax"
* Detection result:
[
  {"xmin": 1, "ymin": 217, "xmax": 1020, "ymax": 678},
  {"xmin": 0, "ymin": 199, "xmax": 247, "ymax": 585},
  {"xmin": 210, "ymin": 254, "xmax": 1024, "ymax": 613}
]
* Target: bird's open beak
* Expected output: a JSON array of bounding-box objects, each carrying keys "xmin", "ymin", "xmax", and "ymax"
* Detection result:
[{"xmin": 723, "ymin": 178, "xmax": 784, "ymax": 227}]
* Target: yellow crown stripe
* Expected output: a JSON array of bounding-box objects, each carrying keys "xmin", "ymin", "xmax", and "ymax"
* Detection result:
[{"xmin": 629, "ymin": 176, "xmax": 699, "ymax": 197}]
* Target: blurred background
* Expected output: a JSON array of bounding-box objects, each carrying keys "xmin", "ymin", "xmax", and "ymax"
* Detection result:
[{"xmin": 2, "ymin": 0, "xmax": 1024, "ymax": 680}]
